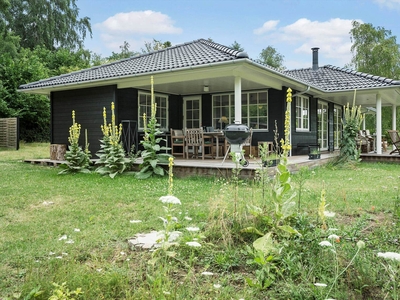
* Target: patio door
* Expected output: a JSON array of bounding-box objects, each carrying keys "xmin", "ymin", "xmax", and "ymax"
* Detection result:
[
  {"xmin": 318, "ymin": 101, "xmax": 328, "ymax": 150},
  {"xmin": 184, "ymin": 96, "xmax": 202, "ymax": 129}
]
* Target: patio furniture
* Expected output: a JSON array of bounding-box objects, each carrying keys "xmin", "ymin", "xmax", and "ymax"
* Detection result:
[
  {"xmin": 357, "ymin": 130, "xmax": 371, "ymax": 153},
  {"xmin": 364, "ymin": 129, "xmax": 375, "ymax": 152},
  {"xmin": 185, "ymin": 128, "xmax": 215, "ymax": 159},
  {"xmin": 387, "ymin": 130, "xmax": 400, "ymax": 155},
  {"xmin": 170, "ymin": 128, "xmax": 185, "ymax": 158}
]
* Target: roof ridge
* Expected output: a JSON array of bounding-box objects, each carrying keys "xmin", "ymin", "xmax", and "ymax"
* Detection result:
[
  {"xmin": 325, "ymin": 65, "xmax": 400, "ymax": 85},
  {"xmin": 198, "ymin": 38, "xmax": 247, "ymax": 58}
]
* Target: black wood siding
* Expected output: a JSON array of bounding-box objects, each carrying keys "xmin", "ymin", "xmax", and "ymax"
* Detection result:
[{"xmin": 51, "ymin": 85, "xmax": 117, "ymax": 154}]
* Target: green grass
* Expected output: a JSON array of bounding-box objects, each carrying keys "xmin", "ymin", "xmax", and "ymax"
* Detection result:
[{"xmin": 0, "ymin": 143, "xmax": 399, "ymax": 299}]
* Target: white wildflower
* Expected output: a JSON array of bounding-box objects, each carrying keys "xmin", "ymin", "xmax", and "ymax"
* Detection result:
[
  {"xmin": 184, "ymin": 216, "xmax": 192, "ymax": 221},
  {"xmin": 201, "ymin": 271, "xmax": 214, "ymax": 276},
  {"xmin": 58, "ymin": 235, "xmax": 67, "ymax": 241},
  {"xmin": 120, "ymin": 252, "xmax": 126, "ymax": 255},
  {"xmin": 319, "ymin": 241, "xmax": 333, "ymax": 247},
  {"xmin": 65, "ymin": 240, "xmax": 74, "ymax": 244},
  {"xmin": 327, "ymin": 228, "xmax": 338, "ymax": 231},
  {"xmin": 186, "ymin": 227, "xmax": 200, "ymax": 232},
  {"xmin": 314, "ymin": 283, "xmax": 327, "ymax": 287},
  {"xmin": 357, "ymin": 240, "xmax": 365, "ymax": 249},
  {"xmin": 213, "ymin": 284, "xmax": 221, "ymax": 289},
  {"xmin": 159, "ymin": 195, "xmax": 181, "ymax": 205},
  {"xmin": 328, "ymin": 234, "xmax": 340, "ymax": 240},
  {"xmin": 186, "ymin": 241, "xmax": 201, "ymax": 247},
  {"xmin": 324, "ymin": 211, "xmax": 336, "ymax": 218},
  {"xmin": 171, "ymin": 216, "xmax": 178, "ymax": 222},
  {"xmin": 130, "ymin": 220, "xmax": 142, "ymax": 223},
  {"xmin": 55, "ymin": 256, "xmax": 63, "ymax": 259},
  {"xmin": 377, "ymin": 252, "xmax": 400, "ymax": 261},
  {"xmin": 163, "ymin": 291, "xmax": 171, "ymax": 295},
  {"xmin": 74, "ymin": 228, "xmax": 80, "ymax": 232}
]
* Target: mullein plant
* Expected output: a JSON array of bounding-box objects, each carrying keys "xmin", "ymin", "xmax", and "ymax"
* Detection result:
[
  {"xmin": 95, "ymin": 102, "xmax": 131, "ymax": 178},
  {"xmin": 137, "ymin": 76, "xmax": 171, "ymax": 179},
  {"xmin": 58, "ymin": 110, "xmax": 91, "ymax": 174}
]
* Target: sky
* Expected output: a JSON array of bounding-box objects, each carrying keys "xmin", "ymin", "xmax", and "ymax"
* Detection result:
[{"xmin": 77, "ymin": 0, "xmax": 400, "ymax": 70}]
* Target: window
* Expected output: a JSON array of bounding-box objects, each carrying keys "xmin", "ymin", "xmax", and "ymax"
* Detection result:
[
  {"xmin": 333, "ymin": 105, "xmax": 342, "ymax": 149},
  {"xmin": 138, "ymin": 91, "xmax": 168, "ymax": 130},
  {"xmin": 296, "ymin": 95, "xmax": 309, "ymax": 131},
  {"xmin": 212, "ymin": 90, "xmax": 268, "ymax": 130}
]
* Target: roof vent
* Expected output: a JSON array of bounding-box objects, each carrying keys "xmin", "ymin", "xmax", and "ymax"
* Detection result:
[{"xmin": 311, "ymin": 47, "xmax": 319, "ymax": 71}]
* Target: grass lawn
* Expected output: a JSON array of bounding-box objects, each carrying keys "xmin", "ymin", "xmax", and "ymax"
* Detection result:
[{"xmin": 0, "ymin": 143, "xmax": 399, "ymax": 299}]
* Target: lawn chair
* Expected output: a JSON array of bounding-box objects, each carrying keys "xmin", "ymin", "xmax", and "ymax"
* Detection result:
[{"xmin": 387, "ymin": 130, "xmax": 400, "ymax": 155}]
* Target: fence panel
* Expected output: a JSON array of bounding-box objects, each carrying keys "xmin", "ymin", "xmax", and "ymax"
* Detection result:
[{"xmin": 0, "ymin": 118, "xmax": 19, "ymax": 150}]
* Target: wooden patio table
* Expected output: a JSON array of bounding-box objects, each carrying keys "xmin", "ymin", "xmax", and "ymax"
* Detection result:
[{"xmin": 205, "ymin": 131, "xmax": 226, "ymax": 159}]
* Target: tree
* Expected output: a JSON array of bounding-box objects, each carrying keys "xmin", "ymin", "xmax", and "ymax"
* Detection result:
[
  {"xmin": 0, "ymin": 48, "xmax": 50, "ymax": 141},
  {"xmin": 349, "ymin": 21, "xmax": 400, "ymax": 133},
  {"xmin": 2, "ymin": 0, "xmax": 92, "ymax": 51},
  {"xmin": 349, "ymin": 20, "xmax": 400, "ymax": 80},
  {"xmin": 141, "ymin": 39, "xmax": 172, "ymax": 53},
  {"xmin": 230, "ymin": 41, "xmax": 244, "ymax": 52},
  {"xmin": 258, "ymin": 46, "xmax": 285, "ymax": 70},
  {"xmin": 108, "ymin": 41, "xmax": 139, "ymax": 61}
]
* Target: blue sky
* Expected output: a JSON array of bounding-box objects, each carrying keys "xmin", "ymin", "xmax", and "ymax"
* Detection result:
[{"xmin": 78, "ymin": 0, "xmax": 400, "ymax": 70}]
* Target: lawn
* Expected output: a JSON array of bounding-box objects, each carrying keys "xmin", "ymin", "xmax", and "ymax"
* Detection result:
[{"xmin": 0, "ymin": 143, "xmax": 399, "ymax": 299}]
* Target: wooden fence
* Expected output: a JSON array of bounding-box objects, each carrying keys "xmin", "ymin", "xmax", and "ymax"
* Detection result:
[{"xmin": 0, "ymin": 117, "xmax": 19, "ymax": 150}]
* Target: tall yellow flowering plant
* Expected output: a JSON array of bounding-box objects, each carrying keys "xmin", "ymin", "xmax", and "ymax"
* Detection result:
[
  {"xmin": 58, "ymin": 110, "xmax": 91, "ymax": 174},
  {"xmin": 95, "ymin": 102, "xmax": 132, "ymax": 178}
]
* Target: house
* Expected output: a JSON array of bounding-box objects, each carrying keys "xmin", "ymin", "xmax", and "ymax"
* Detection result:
[{"xmin": 18, "ymin": 39, "xmax": 400, "ymax": 156}]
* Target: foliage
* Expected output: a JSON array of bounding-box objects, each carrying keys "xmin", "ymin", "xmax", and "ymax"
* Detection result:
[
  {"xmin": 95, "ymin": 103, "xmax": 132, "ymax": 178},
  {"xmin": 137, "ymin": 76, "xmax": 171, "ymax": 179},
  {"xmin": 108, "ymin": 41, "xmax": 139, "ymax": 61},
  {"xmin": 230, "ymin": 41, "xmax": 244, "ymax": 51},
  {"xmin": 258, "ymin": 46, "xmax": 285, "ymax": 70},
  {"xmin": 58, "ymin": 110, "xmax": 91, "ymax": 174},
  {"xmin": 338, "ymin": 90, "xmax": 364, "ymax": 164},
  {"xmin": 2, "ymin": 0, "xmax": 92, "ymax": 51},
  {"xmin": 141, "ymin": 39, "xmax": 172, "ymax": 53},
  {"xmin": 0, "ymin": 48, "xmax": 50, "ymax": 142},
  {"xmin": 349, "ymin": 20, "xmax": 400, "ymax": 80},
  {"xmin": 49, "ymin": 282, "xmax": 83, "ymax": 300}
]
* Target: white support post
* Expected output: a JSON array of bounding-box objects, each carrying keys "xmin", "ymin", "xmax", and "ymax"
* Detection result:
[
  {"xmin": 234, "ymin": 76, "xmax": 241, "ymax": 124},
  {"xmin": 376, "ymin": 94, "xmax": 382, "ymax": 154},
  {"xmin": 392, "ymin": 104, "xmax": 397, "ymax": 130}
]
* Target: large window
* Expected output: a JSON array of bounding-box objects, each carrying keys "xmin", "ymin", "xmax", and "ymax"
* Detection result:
[
  {"xmin": 333, "ymin": 105, "xmax": 343, "ymax": 149},
  {"xmin": 212, "ymin": 90, "xmax": 268, "ymax": 130},
  {"xmin": 296, "ymin": 95, "xmax": 309, "ymax": 131},
  {"xmin": 138, "ymin": 91, "xmax": 168, "ymax": 130}
]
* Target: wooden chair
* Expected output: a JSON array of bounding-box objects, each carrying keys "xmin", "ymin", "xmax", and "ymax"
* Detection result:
[
  {"xmin": 170, "ymin": 128, "xmax": 185, "ymax": 158},
  {"xmin": 387, "ymin": 130, "xmax": 400, "ymax": 155},
  {"xmin": 357, "ymin": 130, "xmax": 370, "ymax": 153},
  {"xmin": 364, "ymin": 129, "xmax": 375, "ymax": 152},
  {"xmin": 185, "ymin": 128, "xmax": 215, "ymax": 159}
]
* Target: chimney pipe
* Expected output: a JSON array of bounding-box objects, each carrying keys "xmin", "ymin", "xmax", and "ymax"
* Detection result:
[{"xmin": 312, "ymin": 47, "xmax": 319, "ymax": 71}]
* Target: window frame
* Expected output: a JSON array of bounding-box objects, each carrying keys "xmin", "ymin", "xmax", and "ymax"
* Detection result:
[
  {"xmin": 296, "ymin": 95, "xmax": 310, "ymax": 131},
  {"xmin": 138, "ymin": 91, "xmax": 168, "ymax": 131},
  {"xmin": 211, "ymin": 90, "xmax": 269, "ymax": 131}
]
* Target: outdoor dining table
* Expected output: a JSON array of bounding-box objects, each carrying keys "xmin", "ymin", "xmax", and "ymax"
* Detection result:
[{"xmin": 205, "ymin": 131, "xmax": 226, "ymax": 159}]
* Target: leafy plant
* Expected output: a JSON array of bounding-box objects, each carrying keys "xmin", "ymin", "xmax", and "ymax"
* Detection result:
[
  {"xmin": 137, "ymin": 76, "xmax": 171, "ymax": 179},
  {"xmin": 49, "ymin": 282, "xmax": 83, "ymax": 300},
  {"xmin": 58, "ymin": 110, "xmax": 91, "ymax": 174},
  {"xmin": 338, "ymin": 89, "xmax": 364, "ymax": 164},
  {"xmin": 95, "ymin": 102, "xmax": 132, "ymax": 178}
]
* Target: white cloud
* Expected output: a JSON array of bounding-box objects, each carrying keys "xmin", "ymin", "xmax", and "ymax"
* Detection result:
[
  {"xmin": 254, "ymin": 20, "xmax": 280, "ymax": 35},
  {"xmin": 94, "ymin": 10, "xmax": 182, "ymax": 54},
  {"xmin": 96, "ymin": 10, "xmax": 182, "ymax": 35},
  {"xmin": 254, "ymin": 18, "xmax": 363, "ymax": 68},
  {"xmin": 373, "ymin": 0, "xmax": 400, "ymax": 10}
]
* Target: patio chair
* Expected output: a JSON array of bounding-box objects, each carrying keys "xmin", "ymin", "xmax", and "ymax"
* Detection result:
[
  {"xmin": 357, "ymin": 130, "xmax": 371, "ymax": 153},
  {"xmin": 185, "ymin": 128, "xmax": 215, "ymax": 159},
  {"xmin": 364, "ymin": 129, "xmax": 375, "ymax": 152},
  {"xmin": 170, "ymin": 128, "xmax": 185, "ymax": 158},
  {"xmin": 387, "ymin": 130, "xmax": 400, "ymax": 155}
]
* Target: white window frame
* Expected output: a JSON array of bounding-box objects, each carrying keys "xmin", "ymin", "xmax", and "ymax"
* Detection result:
[
  {"xmin": 296, "ymin": 95, "xmax": 310, "ymax": 131},
  {"xmin": 211, "ymin": 90, "xmax": 269, "ymax": 130},
  {"xmin": 333, "ymin": 105, "xmax": 343, "ymax": 149},
  {"xmin": 138, "ymin": 91, "xmax": 168, "ymax": 131}
]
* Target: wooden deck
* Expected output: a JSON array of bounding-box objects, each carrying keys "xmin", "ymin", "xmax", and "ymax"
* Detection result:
[{"xmin": 23, "ymin": 150, "xmax": 400, "ymax": 179}]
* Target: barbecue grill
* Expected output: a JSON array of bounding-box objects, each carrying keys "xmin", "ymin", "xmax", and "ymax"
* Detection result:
[{"xmin": 223, "ymin": 123, "xmax": 251, "ymax": 167}]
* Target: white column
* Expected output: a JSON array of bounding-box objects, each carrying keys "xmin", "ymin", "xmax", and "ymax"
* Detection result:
[
  {"xmin": 392, "ymin": 104, "xmax": 397, "ymax": 130},
  {"xmin": 362, "ymin": 117, "xmax": 366, "ymax": 130},
  {"xmin": 376, "ymin": 94, "xmax": 382, "ymax": 154},
  {"xmin": 234, "ymin": 76, "xmax": 241, "ymax": 124}
]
